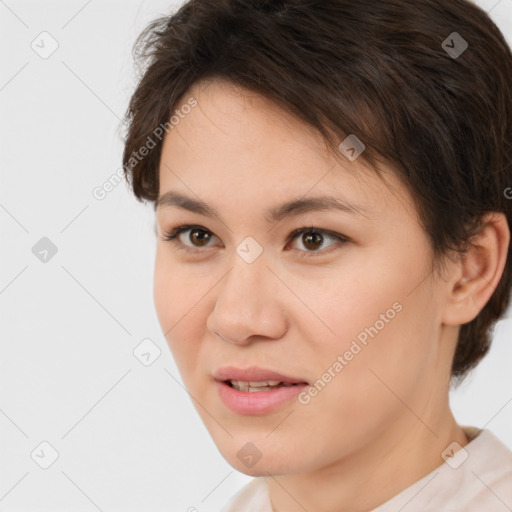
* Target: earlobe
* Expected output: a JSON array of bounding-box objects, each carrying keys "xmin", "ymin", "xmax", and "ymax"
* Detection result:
[{"xmin": 442, "ymin": 212, "xmax": 510, "ymax": 326}]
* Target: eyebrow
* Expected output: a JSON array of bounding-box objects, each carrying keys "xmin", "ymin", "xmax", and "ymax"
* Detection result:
[{"xmin": 154, "ymin": 191, "xmax": 369, "ymax": 223}]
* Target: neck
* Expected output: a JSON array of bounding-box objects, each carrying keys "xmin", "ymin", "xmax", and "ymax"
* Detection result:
[{"xmin": 266, "ymin": 406, "xmax": 468, "ymax": 512}]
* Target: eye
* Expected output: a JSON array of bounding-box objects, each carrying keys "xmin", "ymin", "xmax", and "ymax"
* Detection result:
[
  {"xmin": 286, "ymin": 226, "xmax": 348, "ymax": 256},
  {"xmin": 160, "ymin": 224, "xmax": 349, "ymax": 256},
  {"xmin": 160, "ymin": 224, "xmax": 220, "ymax": 250}
]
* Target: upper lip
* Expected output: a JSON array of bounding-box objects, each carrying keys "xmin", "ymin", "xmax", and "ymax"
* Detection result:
[{"xmin": 213, "ymin": 366, "xmax": 309, "ymax": 384}]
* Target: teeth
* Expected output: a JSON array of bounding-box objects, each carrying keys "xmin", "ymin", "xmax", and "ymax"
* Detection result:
[
  {"xmin": 226, "ymin": 379, "xmax": 305, "ymax": 392},
  {"xmin": 242, "ymin": 386, "xmax": 273, "ymax": 392},
  {"xmin": 228, "ymin": 379, "xmax": 286, "ymax": 392},
  {"xmin": 229, "ymin": 380, "xmax": 281, "ymax": 387},
  {"xmin": 250, "ymin": 380, "xmax": 281, "ymax": 387}
]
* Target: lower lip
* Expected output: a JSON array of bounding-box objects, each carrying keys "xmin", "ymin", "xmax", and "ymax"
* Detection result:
[{"xmin": 215, "ymin": 380, "xmax": 308, "ymax": 415}]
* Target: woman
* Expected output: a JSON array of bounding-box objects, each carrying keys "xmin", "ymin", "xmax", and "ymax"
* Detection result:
[{"xmin": 122, "ymin": 0, "xmax": 512, "ymax": 510}]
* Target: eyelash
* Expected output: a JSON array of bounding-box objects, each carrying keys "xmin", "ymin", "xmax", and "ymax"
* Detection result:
[{"xmin": 160, "ymin": 224, "xmax": 349, "ymax": 257}]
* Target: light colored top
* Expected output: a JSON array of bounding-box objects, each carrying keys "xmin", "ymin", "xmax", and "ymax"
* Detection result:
[{"xmin": 220, "ymin": 427, "xmax": 512, "ymax": 511}]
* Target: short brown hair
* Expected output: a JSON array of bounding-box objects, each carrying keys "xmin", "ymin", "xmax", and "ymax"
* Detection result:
[{"xmin": 122, "ymin": 0, "xmax": 512, "ymax": 379}]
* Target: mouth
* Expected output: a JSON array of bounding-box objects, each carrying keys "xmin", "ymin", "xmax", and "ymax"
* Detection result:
[
  {"xmin": 213, "ymin": 365, "xmax": 309, "ymax": 385},
  {"xmin": 213, "ymin": 366, "xmax": 309, "ymax": 415}
]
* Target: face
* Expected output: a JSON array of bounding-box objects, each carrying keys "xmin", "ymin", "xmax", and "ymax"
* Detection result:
[{"xmin": 153, "ymin": 79, "xmax": 455, "ymax": 476}]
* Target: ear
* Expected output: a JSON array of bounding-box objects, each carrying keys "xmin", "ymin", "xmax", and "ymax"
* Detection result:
[{"xmin": 442, "ymin": 212, "xmax": 510, "ymax": 326}]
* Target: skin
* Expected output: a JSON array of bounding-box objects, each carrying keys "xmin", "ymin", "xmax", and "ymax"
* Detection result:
[{"xmin": 153, "ymin": 78, "xmax": 510, "ymax": 512}]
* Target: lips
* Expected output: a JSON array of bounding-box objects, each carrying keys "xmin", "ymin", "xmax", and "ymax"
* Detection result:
[
  {"xmin": 213, "ymin": 366, "xmax": 309, "ymax": 386},
  {"xmin": 213, "ymin": 366, "xmax": 310, "ymax": 414}
]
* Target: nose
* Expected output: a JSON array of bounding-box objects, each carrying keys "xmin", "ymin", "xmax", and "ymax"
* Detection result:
[{"xmin": 206, "ymin": 254, "xmax": 288, "ymax": 346}]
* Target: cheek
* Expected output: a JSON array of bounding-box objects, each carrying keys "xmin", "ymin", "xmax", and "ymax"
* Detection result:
[
  {"xmin": 294, "ymin": 314, "xmax": 432, "ymax": 456},
  {"xmin": 153, "ymin": 251, "xmax": 207, "ymax": 375},
  {"xmin": 298, "ymin": 259, "xmax": 437, "ymax": 399},
  {"xmin": 334, "ymin": 305, "xmax": 436, "ymax": 419},
  {"xmin": 291, "ymin": 264, "xmax": 404, "ymax": 352},
  {"xmin": 153, "ymin": 249, "xmax": 198, "ymax": 331}
]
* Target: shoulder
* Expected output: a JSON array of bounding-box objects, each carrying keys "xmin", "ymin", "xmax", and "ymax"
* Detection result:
[
  {"xmin": 374, "ymin": 427, "xmax": 512, "ymax": 512},
  {"xmin": 448, "ymin": 428, "xmax": 512, "ymax": 510}
]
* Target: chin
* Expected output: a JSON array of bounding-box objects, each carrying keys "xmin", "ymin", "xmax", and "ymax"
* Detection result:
[
  {"xmin": 218, "ymin": 442, "xmax": 304, "ymax": 476},
  {"xmin": 228, "ymin": 459, "xmax": 294, "ymax": 477},
  {"xmin": 203, "ymin": 417, "xmax": 311, "ymax": 474},
  {"xmin": 231, "ymin": 464, "xmax": 269, "ymax": 476}
]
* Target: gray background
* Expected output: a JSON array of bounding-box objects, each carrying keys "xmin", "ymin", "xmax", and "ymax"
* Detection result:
[{"xmin": 1, "ymin": 1, "xmax": 511, "ymax": 511}]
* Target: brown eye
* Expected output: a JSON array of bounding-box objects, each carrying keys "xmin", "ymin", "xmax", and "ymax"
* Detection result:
[
  {"xmin": 161, "ymin": 225, "xmax": 218, "ymax": 249},
  {"xmin": 287, "ymin": 227, "xmax": 348, "ymax": 257},
  {"xmin": 188, "ymin": 228, "xmax": 211, "ymax": 247},
  {"xmin": 301, "ymin": 232, "xmax": 324, "ymax": 251}
]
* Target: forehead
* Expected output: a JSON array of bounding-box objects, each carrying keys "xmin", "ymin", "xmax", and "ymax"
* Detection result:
[{"xmin": 157, "ymin": 79, "xmax": 415, "ymax": 221}]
